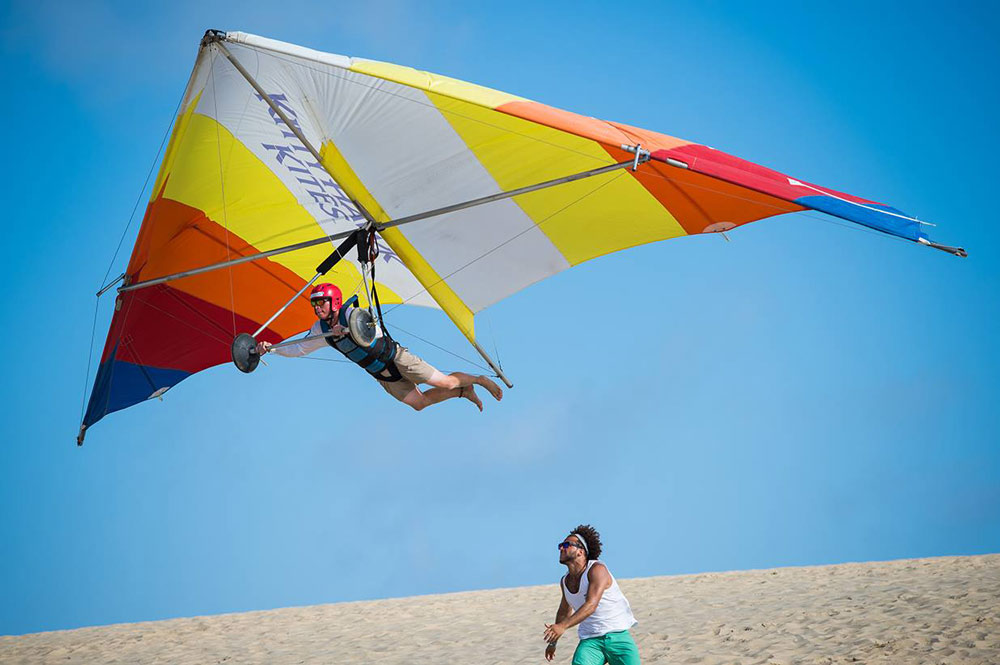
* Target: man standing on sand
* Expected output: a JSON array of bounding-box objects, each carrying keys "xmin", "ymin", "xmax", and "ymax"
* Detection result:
[
  {"xmin": 256, "ymin": 283, "xmax": 503, "ymax": 411},
  {"xmin": 543, "ymin": 525, "xmax": 640, "ymax": 664}
]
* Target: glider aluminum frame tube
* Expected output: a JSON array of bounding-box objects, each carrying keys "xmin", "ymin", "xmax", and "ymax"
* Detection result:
[
  {"xmin": 267, "ymin": 330, "xmax": 343, "ymax": 351},
  {"xmin": 118, "ymin": 229, "xmax": 357, "ymax": 293},
  {"xmin": 252, "ymin": 272, "xmax": 323, "ymax": 338},
  {"xmin": 96, "ymin": 273, "xmax": 125, "ymax": 297},
  {"xmin": 377, "ymin": 159, "xmax": 636, "ymax": 232},
  {"xmin": 471, "ymin": 339, "xmax": 513, "ymax": 389}
]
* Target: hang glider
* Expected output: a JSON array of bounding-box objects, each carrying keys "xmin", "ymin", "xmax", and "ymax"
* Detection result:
[{"xmin": 78, "ymin": 29, "xmax": 965, "ymax": 444}]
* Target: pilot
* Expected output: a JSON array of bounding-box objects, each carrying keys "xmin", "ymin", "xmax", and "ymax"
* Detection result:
[{"xmin": 256, "ymin": 283, "xmax": 503, "ymax": 411}]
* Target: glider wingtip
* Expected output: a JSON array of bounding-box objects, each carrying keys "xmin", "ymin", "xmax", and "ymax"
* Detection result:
[
  {"xmin": 919, "ymin": 237, "xmax": 967, "ymax": 258},
  {"xmin": 201, "ymin": 29, "xmax": 227, "ymax": 46}
]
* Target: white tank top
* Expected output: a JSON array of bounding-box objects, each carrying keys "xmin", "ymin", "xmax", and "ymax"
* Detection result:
[{"xmin": 561, "ymin": 560, "xmax": 637, "ymax": 639}]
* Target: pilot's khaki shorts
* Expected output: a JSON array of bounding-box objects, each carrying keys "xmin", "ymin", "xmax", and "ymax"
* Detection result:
[{"xmin": 377, "ymin": 346, "xmax": 437, "ymax": 401}]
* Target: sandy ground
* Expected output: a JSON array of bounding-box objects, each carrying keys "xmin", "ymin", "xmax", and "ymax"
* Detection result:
[{"xmin": 2, "ymin": 554, "xmax": 997, "ymax": 664}]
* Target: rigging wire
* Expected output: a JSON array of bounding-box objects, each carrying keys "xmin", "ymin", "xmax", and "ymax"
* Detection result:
[
  {"xmin": 385, "ymin": 322, "xmax": 492, "ymax": 373},
  {"xmin": 346, "ymin": 269, "xmax": 369, "ymax": 303},
  {"xmin": 78, "ymin": 297, "xmax": 103, "ymax": 424},
  {"xmin": 358, "ymin": 173, "xmax": 625, "ymax": 376},
  {"xmin": 88, "ymin": 288, "xmax": 142, "ymax": 421},
  {"xmin": 121, "ymin": 334, "xmax": 157, "ymax": 394},
  {"xmin": 98, "ymin": 84, "xmax": 186, "ymax": 290},
  {"xmin": 637, "ymin": 167, "xmax": 917, "ymax": 247},
  {"xmin": 383, "ymin": 171, "xmax": 627, "ymax": 314},
  {"xmin": 162, "ymin": 286, "xmax": 243, "ymax": 342},
  {"xmin": 485, "ymin": 311, "xmax": 502, "ymax": 371},
  {"xmin": 81, "ymin": 73, "xmax": 188, "ymax": 428},
  {"xmin": 130, "ymin": 292, "xmax": 234, "ymax": 347},
  {"xmin": 297, "ymin": 356, "xmax": 352, "ymax": 364}
]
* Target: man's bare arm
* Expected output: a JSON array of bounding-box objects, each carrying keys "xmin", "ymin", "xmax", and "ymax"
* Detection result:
[
  {"xmin": 543, "ymin": 564, "xmax": 611, "ymax": 643},
  {"xmin": 544, "ymin": 588, "xmax": 572, "ymax": 660},
  {"xmin": 554, "ymin": 593, "xmax": 571, "ymax": 631}
]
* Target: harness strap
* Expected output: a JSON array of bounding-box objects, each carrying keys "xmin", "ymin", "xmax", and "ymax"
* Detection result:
[
  {"xmin": 367, "ymin": 230, "xmax": 394, "ymax": 342},
  {"xmin": 316, "ymin": 230, "xmax": 403, "ymax": 382},
  {"xmin": 321, "ymin": 318, "xmax": 402, "ymax": 382}
]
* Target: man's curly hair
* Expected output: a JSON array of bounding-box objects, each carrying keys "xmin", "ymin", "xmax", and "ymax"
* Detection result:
[{"xmin": 570, "ymin": 524, "xmax": 602, "ymax": 560}]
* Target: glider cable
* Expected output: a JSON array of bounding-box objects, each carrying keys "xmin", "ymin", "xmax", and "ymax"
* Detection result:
[
  {"xmin": 78, "ymin": 298, "xmax": 103, "ymax": 430},
  {"xmin": 96, "ymin": 87, "xmax": 185, "ymax": 294},
  {"xmin": 384, "ymin": 171, "xmax": 627, "ymax": 315},
  {"xmin": 385, "ymin": 322, "xmax": 492, "ymax": 373},
  {"xmin": 80, "ymin": 84, "xmax": 186, "ymax": 443}
]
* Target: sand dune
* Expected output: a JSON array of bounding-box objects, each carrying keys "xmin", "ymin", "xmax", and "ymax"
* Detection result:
[{"xmin": 3, "ymin": 554, "xmax": 997, "ymax": 664}]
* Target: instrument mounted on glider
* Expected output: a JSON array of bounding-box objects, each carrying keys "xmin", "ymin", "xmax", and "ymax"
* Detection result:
[
  {"xmin": 77, "ymin": 28, "xmax": 966, "ymax": 445},
  {"xmin": 341, "ymin": 298, "xmax": 378, "ymax": 349}
]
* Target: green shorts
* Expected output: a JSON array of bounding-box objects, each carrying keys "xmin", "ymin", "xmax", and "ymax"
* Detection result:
[{"xmin": 572, "ymin": 630, "xmax": 640, "ymax": 665}]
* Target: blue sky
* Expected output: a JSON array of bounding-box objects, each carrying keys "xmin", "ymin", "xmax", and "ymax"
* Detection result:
[{"xmin": 1, "ymin": 0, "xmax": 998, "ymax": 636}]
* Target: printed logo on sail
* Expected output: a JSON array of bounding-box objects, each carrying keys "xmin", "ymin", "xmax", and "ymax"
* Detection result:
[{"xmin": 255, "ymin": 93, "xmax": 363, "ymax": 225}]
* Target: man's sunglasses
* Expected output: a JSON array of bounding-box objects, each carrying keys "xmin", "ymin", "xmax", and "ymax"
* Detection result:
[
  {"xmin": 557, "ymin": 541, "xmax": 583, "ymax": 551},
  {"xmin": 311, "ymin": 299, "xmax": 330, "ymax": 307}
]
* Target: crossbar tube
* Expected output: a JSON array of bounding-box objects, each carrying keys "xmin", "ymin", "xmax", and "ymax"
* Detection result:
[
  {"xmin": 118, "ymin": 159, "xmax": 638, "ymax": 295},
  {"xmin": 118, "ymin": 229, "xmax": 357, "ymax": 293},
  {"xmin": 377, "ymin": 158, "xmax": 637, "ymax": 232},
  {"xmin": 267, "ymin": 330, "xmax": 342, "ymax": 351}
]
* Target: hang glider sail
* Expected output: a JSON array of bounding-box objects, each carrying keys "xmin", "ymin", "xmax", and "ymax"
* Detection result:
[{"xmin": 78, "ymin": 29, "xmax": 965, "ymax": 443}]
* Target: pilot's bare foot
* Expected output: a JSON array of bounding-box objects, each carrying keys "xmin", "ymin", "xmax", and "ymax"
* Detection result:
[
  {"xmin": 461, "ymin": 386, "xmax": 483, "ymax": 412},
  {"xmin": 476, "ymin": 376, "xmax": 503, "ymax": 401}
]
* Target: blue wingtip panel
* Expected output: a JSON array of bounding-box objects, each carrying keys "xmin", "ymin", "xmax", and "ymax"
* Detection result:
[
  {"xmin": 83, "ymin": 346, "xmax": 192, "ymax": 429},
  {"xmin": 797, "ymin": 195, "xmax": 926, "ymax": 242}
]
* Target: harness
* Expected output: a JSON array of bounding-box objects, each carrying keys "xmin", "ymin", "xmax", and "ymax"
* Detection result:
[{"xmin": 321, "ymin": 299, "xmax": 402, "ymax": 382}]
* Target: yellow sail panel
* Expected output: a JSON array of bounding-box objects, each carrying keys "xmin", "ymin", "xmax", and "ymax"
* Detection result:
[
  {"xmin": 350, "ymin": 59, "xmax": 526, "ymax": 110},
  {"xmin": 150, "ymin": 112, "xmax": 370, "ymax": 310},
  {"xmin": 424, "ymin": 92, "xmax": 687, "ymax": 266},
  {"xmin": 319, "ymin": 140, "xmax": 475, "ymax": 340},
  {"xmin": 151, "ymin": 91, "xmax": 202, "ymax": 203}
]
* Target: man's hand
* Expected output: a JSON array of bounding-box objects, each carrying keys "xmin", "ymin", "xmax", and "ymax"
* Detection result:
[
  {"xmin": 256, "ymin": 340, "xmax": 272, "ymax": 355},
  {"xmin": 543, "ymin": 623, "xmax": 566, "ymax": 644},
  {"xmin": 544, "ymin": 642, "xmax": 556, "ymax": 662}
]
